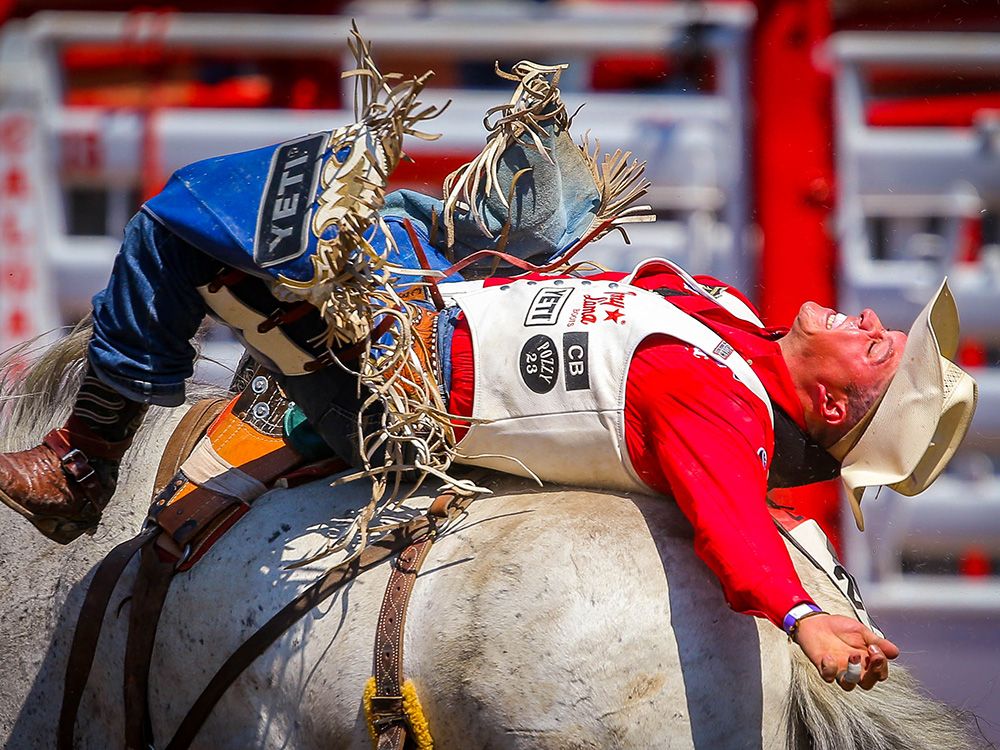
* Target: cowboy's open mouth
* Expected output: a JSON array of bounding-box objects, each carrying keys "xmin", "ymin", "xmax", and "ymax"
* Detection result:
[{"xmin": 826, "ymin": 312, "xmax": 848, "ymax": 329}]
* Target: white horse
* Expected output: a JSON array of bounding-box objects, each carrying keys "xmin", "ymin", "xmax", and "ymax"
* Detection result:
[{"xmin": 0, "ymin": 335, "xmax": 987, "ymax": 750}]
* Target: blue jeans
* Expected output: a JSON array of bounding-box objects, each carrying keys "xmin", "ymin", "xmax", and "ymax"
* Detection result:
[
  {"xmin": 89, "ymin": 210, "xmax": 457, "ymax": 463},
  {"xmin": 89, "ymin": 211, "xmax": 218, "ymax": 407}
]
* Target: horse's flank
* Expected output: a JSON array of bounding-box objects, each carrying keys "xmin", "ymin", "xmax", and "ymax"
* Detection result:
[{"xmin": 0, "ymin": 333, "xmax": 986, "ymax": 749}]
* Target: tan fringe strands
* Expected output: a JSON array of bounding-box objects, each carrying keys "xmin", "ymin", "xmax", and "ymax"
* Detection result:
[
  {"xmin": 441, "ymin": 61, "xmax": 571, "ymax": 245},
  {"xmin": 440, "ymin": 61, "xmax": 654, "ymax": 254},
  {"xmin": 271, "ymin": 22, "xmax": 443, "ymax": 348},
  {"xmin": 260, "ymin": 25, "xmax": 487, "ymax": 568},
  {"xmin": 576, "ymin": 134, "xmax": 656, "ymax": 246},
  {"xmin": 285, "ymin": 43, "xmax": 655, "ymax": 568},
  {"xmin": 288, "ymin": 296, "xmax": 487, "ymax": 568}
]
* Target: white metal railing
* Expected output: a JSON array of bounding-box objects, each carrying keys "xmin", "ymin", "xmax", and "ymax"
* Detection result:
[
  {"xmin": 833, "ymin": 31, "xmax": 1000, "ymax": 601},
  {"xmin": 844, "ymin": 478, "xmax": 1000, "ymax": 613},
  {"xmin": 831, "ymin": 31, "xmax": 1000, "ymax": 337},
  {"xmin": 25, "ymin": 3, "xmax": 755, "ymax": 57}
]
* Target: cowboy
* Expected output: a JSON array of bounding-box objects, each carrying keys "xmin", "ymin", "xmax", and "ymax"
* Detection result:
[
  {"xmin": 435, "ymin": 260, "xmax": 976, "ymax": 694},
  {"xmin": 0, "ymin": 44, "xmax": 643, "ymax": 538},
  {"xmin": 0, "ymin": 41, "xmax": 977, "ymax": 694}
]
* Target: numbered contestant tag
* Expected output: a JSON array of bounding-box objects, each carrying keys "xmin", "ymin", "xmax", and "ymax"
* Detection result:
[{"xmin": 780, "ymin": 519, "xmax": 884, "ymax": 638}]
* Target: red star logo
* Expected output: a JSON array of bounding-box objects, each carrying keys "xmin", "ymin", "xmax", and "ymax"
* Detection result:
[{"xmin": 604, "ymin": 308, "xmax": 625, "ymax": 324}]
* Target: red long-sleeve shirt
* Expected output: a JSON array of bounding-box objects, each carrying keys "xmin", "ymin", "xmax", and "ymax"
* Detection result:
[{"xmin": 447, "ymin": 267, "xmax": 817, "ymax": 628}]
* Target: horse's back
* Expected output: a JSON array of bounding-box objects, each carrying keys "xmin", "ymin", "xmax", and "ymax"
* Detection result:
[
  {"xmin": 2, "ymin": 336, "xmax": 983, "ymax": 750},
  {"xmin": 404, "ymin": 487, "xmax": 794, "ymax": 749},
  {"xmin": 136, "ymin": 479, "xmax": 793, "ymax": 749}
]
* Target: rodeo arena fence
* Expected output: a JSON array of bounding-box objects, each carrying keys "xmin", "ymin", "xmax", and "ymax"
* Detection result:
[{"xmin": 0, "ymin": 1, "xmax": 998, "ymax": 734}]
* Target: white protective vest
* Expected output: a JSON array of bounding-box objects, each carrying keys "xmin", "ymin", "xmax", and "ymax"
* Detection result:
[{"xmin": 450, "ymin": 259, "xmax": 774, "ymax": 492}]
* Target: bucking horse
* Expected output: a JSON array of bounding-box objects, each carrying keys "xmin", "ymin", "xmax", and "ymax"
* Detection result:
[{"xmin": 0, "ymin": 331, "xmax": 988, "ymax": 749}]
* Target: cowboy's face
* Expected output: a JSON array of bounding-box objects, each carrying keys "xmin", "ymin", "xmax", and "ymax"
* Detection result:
[{"xmin": 787, "ymin": 302, "xmax": 907, "ymax": 396}]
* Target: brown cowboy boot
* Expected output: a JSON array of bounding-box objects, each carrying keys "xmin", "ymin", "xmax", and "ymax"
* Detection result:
[{"xmin": 0, "ymin": 368, "xmax": 147, "ymax": 544}]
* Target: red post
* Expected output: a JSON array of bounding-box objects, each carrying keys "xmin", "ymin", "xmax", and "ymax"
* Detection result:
[{"xmin": 752, "ymin": 0, "xmax": 842, "ymax": 549}]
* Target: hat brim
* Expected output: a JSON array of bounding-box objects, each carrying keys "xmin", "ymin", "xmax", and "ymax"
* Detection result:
[{"xmin": 836, "ymin": 280, "xmax": 977, "ymax": 530}]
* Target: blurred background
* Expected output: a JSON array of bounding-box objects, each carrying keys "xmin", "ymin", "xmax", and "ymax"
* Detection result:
[{"xmin": 0, "ymin": 0, "xmax": 998, "ymax": 739}]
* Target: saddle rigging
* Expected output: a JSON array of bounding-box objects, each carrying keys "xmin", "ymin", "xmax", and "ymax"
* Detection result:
[{"xmin": 59, "ymin": 368, "xmax": 473, "ymax": 750}]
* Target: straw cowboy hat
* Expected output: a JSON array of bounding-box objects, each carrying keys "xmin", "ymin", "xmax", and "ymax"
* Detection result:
[{"xmin": 828, "ymin": 279, "xmax": 978, "ymax": 531}]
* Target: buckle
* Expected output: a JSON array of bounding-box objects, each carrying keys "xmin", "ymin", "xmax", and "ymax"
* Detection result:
[
  {"xmin": 369, "ymin": 694, "xmax": 404, "ymax": 731},
  {"xmin": 61, "ymin": 447, "xmax": 96, "ymax": 484},
  {"xmin": 174, "ymin": 543, "xmax": 193, "ymax": 571}
]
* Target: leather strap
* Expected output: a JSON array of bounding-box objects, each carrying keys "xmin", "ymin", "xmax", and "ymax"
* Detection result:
[
  {"xmin": 153, "ymin": 486, "xmax": 247, "ymax": 546},
  {"xmin": 257, "ymin": 301, "xmax": 315, "ymax": 333},
  {"xmin": 154, "ymin": 398, "xmax": 230, "ymax": 496},
  {"xmin": 207, "ymin": 268, "xmax": 246, "ymax": 293},
  {"xmin": 57, "ymin": 527, "xmax": 158, "ymax": 750},
  {"xmin": 371, "ymin": 535, "xmax": 436, "ymax": 750},
  {"xmin": 438, "ymin": 216, "xmax": 617, "ymax": 280},
  {"xmin": 123, "ymin": 544, "xmax": 175, "ymax": 749},
  {"xmin": 148, "ymin": 377, "xmax": 304, "ymax": 570},
  {"xmin": 163, "ymin": 515, "xmax": 436, "ymax": 750},
  {"xmin": 303, "ymin": 315, "xmax": 396, "ymax": 372},
  {"xmin": 401, "ymin": 218, "xmax": 445, "ymax": 311},
  {"xmin": 123, "ymin": 388, "xmax": 299, "ymax": 746},
  {"xmin": 42, "ymin": 428, "xmax": 109, "ymax": 511},
  {"xmin": 58, "ymin": 399, "xmax": 227, "ymax": 750}
]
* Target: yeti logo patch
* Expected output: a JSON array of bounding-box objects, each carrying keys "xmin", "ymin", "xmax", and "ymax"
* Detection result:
[
  {"xmin": 254, "ymin": 132, "xmax": 328, "ymax": 268},
  {"xmin": 524, "ymin": 286, "xmax": 574, "ymax": 327},
  {"xmin": 520, "ymin": 335, "xmax": 558, "ymax": 393}
]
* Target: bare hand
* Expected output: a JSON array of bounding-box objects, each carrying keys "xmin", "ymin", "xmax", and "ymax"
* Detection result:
[{"xmin": 793, "ymin": 614, "xmax": 900, "ymax": 691}]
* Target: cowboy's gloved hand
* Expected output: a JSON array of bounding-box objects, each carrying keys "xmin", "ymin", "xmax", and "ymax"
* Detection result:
[{"xmin": 792, "ymin": 614, "xmax": 900, "ymax": 691}]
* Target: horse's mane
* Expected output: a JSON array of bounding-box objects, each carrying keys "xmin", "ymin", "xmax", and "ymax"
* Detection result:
[
  {"xmin": 0, "ymin": 320, "xmax": 89, "ymax": 450},
  {"xmin": 0, "ymin": 318, "xmax": 226, "ymax": 453}
]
